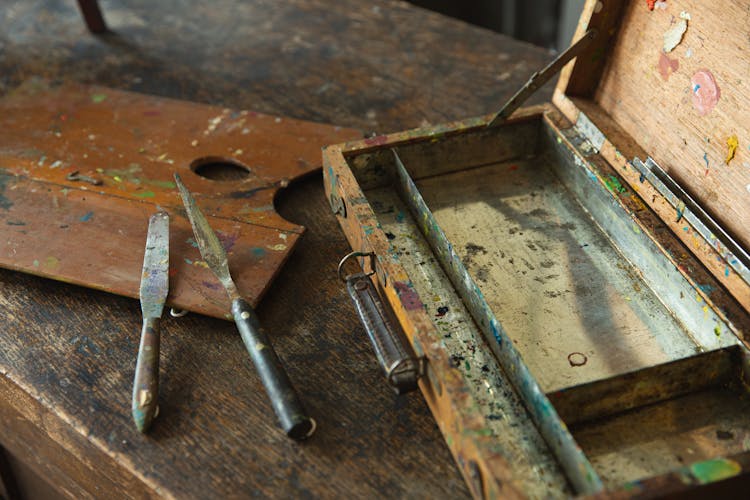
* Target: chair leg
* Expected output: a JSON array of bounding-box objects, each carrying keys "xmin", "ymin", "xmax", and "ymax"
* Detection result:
[{"xmin": 76, "ymin": 0, "xmax": 108, "ymax": 33}]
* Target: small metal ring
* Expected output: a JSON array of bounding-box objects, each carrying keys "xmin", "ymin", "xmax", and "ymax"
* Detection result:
[
  {"xmin": 169, "ymin": 308, "xmax": 189, "ymax": 318},
  {"xmin": 337, "ymin": 251, "xmax": 376, "ymax": 282}
]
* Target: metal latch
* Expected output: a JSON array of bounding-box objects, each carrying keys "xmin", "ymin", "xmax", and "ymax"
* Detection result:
[{"xmin": 338, "ymin": 251, "xmax": 424, "ymax": 394}]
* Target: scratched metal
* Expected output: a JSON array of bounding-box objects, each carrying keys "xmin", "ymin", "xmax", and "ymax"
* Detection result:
[
  {"xmin": 364, "ymin": 186, "xmax": 571, "ymax": 499},
  {"xmin": 631, "ymin": 157, "xmax": 750, "ymax": 287},
  {"xmin": 547, "ymin": 126, "xmax": 739, "ymax": 352},
  {"xmin": 392, "ymin": 151, "xmax": 604, "ymax": 495},
  {"xmin": 140, "ymin": 211, "xmax": 170, "ymax": 319}
]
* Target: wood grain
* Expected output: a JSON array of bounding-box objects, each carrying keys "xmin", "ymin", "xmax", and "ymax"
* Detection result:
[
  {"xmin": 0, "ymin": 0, "xmax": 554, "ymax": 497},
  {"xmin": 573, "ymin": 1, "xmax": 750, "ymax": 251}
]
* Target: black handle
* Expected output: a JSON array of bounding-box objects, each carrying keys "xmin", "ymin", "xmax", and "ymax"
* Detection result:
[
  {"xmin": 231, "ymin": 298, "xmax": 314, "ymax": 440},
  {"xmin": 132, "ymin": 317, "xmax": 160, "ymax": 433},
  {"xmin": 346, "ymin": 275, "xmax": 422, "ymax": 394}
]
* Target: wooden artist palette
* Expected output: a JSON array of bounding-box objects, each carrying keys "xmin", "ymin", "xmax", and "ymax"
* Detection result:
[
  {"xmin": 325, "ymin": 1, "xmax": 750, "ymax": 497},
  {"xmin": 0, "ymin": 81, "xmax": 360, "ymax": 319}
]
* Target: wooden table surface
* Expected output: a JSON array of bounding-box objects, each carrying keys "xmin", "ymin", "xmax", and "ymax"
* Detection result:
[{"xmin": 0, "ymin": 1, "xmax": 552, "ymax": 497}]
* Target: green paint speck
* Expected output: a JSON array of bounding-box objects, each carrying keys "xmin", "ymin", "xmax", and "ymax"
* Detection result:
[
  {"xmin": 133, "ymin": 191, "xmax": 155, "ymax": 198},
  {"xmin": 714, "ymin": 325, "xmax": 721, "ymax": 338},
  {"xmin": 91, "ymin": 93, "xmax": 107, "ymax": 103},
  {"xmin": 689, "ymin": 459, "xmax": 741, "ymax": 484},
  {"xmin": 45, "ymin": 256, "xmax": 59, "ymax": 269},
  {"xmin": 144, "ymin": 179, "xmax": 176, "ymax": 189},
  {"xmin": 33, "ymin": 259, "xmax": 39, "ymax": 267},
  {"xmin": 605, "ymin": 175, "xmax": 628, "ymax": 194}
]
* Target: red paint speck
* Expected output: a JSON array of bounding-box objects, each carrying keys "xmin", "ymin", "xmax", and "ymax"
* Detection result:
[
  {"xmin": 364, "ymin": 135, "xmax": 389, "ymax": 146},
  {"xmin": 394, "ymin": 281, "xmax": 424, "ymax": 311},
  {"xmin": 657, "ymin": 53, "xmax": 679, "ymax": 81},
  {"xmin": 509, "ymin": 164, "xmax": 519, "ymax": 171},
  {"xmin": 646, "ymin": 0, "xmax": 656, "ymax": 10}
]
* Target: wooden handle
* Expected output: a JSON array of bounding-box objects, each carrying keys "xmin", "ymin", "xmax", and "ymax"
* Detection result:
[
  {"xmin": 132, "ymin": 317, "xmax": 160, "ymax": 433},
  {"xmin": 231, "ymin": 298, "xmax": 314, "ymax": 440}
]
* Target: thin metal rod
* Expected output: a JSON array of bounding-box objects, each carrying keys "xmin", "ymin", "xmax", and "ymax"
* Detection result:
[{"xmin": 487, "ymin": 30, "xmax": 597, "ymax": 127}]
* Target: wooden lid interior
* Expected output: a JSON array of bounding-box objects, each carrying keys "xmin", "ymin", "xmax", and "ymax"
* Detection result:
[{"xmin": 553, "ymin": 0, "xmax": 750, "ymax": 252}]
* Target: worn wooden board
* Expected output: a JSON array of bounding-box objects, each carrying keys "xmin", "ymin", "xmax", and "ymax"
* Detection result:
[{"xmin": 0, "ymin": 81, "xmax": 360, "ymax": 319}]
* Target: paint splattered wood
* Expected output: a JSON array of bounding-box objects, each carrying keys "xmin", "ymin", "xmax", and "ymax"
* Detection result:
[
  {"xmin": 557, "ymin": 0, "xmax": 750, "ymax": 253},
  {"xmin": 0, "ymin": 82, "xmax": 360, "ymax": 319}
]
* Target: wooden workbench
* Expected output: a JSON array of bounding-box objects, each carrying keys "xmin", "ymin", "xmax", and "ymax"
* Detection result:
[{"xmin": 0, "ymin": 1, "xmax": 552, "ymax": 497}]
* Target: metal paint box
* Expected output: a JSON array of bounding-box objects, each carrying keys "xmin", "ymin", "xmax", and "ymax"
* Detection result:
[{"xmin": 324, "ymin": 1, "xmax": 750, "ymax": 497}]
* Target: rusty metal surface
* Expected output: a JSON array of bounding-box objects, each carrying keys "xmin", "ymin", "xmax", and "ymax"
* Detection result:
[{"xmin": 0, "ymin": 81, "xmax": 361, "ymax": 319}]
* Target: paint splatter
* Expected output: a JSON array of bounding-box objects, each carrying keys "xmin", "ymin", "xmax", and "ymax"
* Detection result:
[
  {"xmin": 186, "ymin": 237, "xmax": 199, "ymax": 248},
  {"xmin": 45, "ymin": 256, "xmax": 59, "ymax": 269},
  {"xmin": 726, "ymin": 135, "xmax": 739, "ymax": 164},
  {"xmin": 79, "ymin": 211, "xmax": 94, "ymax": 222},
  {"xmin": 6, "ymin": 220, "xmax": 25, "ymax": 226},
  {"xmin": 133, "ymin": 190, "xmax": 156, "ymax": 198},
  {"xmin": 201, "ymin": 280, "xmax": 222, "ymax": 291},
  {"xmin": 217, "ymin": 231, "xmax": 238, "ymax": 252},
  {"xmin": 703, "ymin": 152, "xmax": 710, "ymax": 176},
  {"xmin": 251, "ymin": 247, "xmax": 266, "ymax": 257},
  {"xmin": 90, "ymin": 93, "xmax": 107, "ymax": 103},
  {"xmin": 658, "ymin": 53, "xmax": 679, "ymax": 81},
  {"xmin": 436, "ymin": 306, "xmax": 449, "ymax": 317},
  {"xmin": 663, "ymin": 12, "xmax": 690, "ymax": 53},
  {"xmin": 605, "ymin": 175, "xmax": 628, "ymax": 194},
  {"xmin": 691, "ymin": 70, "xmax": 720, "ymax": 116},
  {"xmin": 267, "ymin": 243, "xmax": 286, "ymax": 251},
  {"xmin": 395, "ymin": 211, "xmax": 405, "ymax": 223},
  {"xmin": 689, "ymin": 459, "xmax": 741, "ymax": 484},
  {"xmin": 646, "ymin": 0, "xmax": 657, "ymax": 11},
  {"xmin": 394, "ymin": 281, "xmax": 424, "ymax": 311}
]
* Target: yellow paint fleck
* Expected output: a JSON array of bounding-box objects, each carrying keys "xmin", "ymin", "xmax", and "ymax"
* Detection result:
[
  {"xmin": 267, "ymin": 243, "xmax": 287, "ymax": 251},
  {"xmin": 45, "ymin": 256, "xmax": 59, "ymax": 269},
  {"xmin": 113, "ymin": 176, "xmax": 122, "ymax": 182},
  {"xmin": 191, "ymin": 139, "xmax": 198, "ymax": 147},
  {"xmin": 726, "ymin": 135, "xmax": 739, "ymax": 164},
  {"xmin": 193, "ymin": 260, "xmax": 209, "ymax": 268},
  {"xmin": 702, "ymin": 305, "xmax": 709, "ymax": 318},
  {"xmin": 138, "ymin": 389, "xmax": 152, "ymax": 407}
]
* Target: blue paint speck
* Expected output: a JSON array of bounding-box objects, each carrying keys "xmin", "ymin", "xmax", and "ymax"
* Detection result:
[
  {"xmin": 252, "ymin": 247, "xmax": 266, "ymax": 257},
  {"xmin": 80, "ymin": 211, "xmax": 94, "ymax": 222},
  {"xmin": 186, "ymin": 237, "xmax": 199, "ymax": 248},
  {"xmin": 693, "ymin": 83, "xmax": 701, "ymax": 93},
  {"xmin": 395, "ymin": 211, "xmax": 405, "ymax": 223},
  {"xmin": 703, "ymin": 152, "xmax": 709, "ymax": 168}
]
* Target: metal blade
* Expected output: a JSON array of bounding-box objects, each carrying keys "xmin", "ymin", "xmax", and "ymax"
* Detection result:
[
  {"xmin": 174, "ymin": 174, "xmax": 238, "ymax": 298},
  {"xmin": 140, "ymin": 211, "xmax": 170, "ymax": 319}
]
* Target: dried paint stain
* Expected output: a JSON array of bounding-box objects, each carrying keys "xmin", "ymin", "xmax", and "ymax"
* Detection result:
[
  {"xmin": 663, "ymin": 12, "xmax": 690, "ymax": 53},
  {"xmin": 726, "ymin": 135, "xmax": 739, "ymax": 164},
  {"xmin": 79, "ymin": 211, "xmax": 94, "ymax": 222},
  {"xmin": 691, "ymin": 70, "xmax": 720, "ymax": 116},
  {"xmin": 394, "ymin": 281, "xmax": 424, "ymax": 311},
  {"xmin": 657, "ymin": 53, "xmax": 679, "ymax": 81}
]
